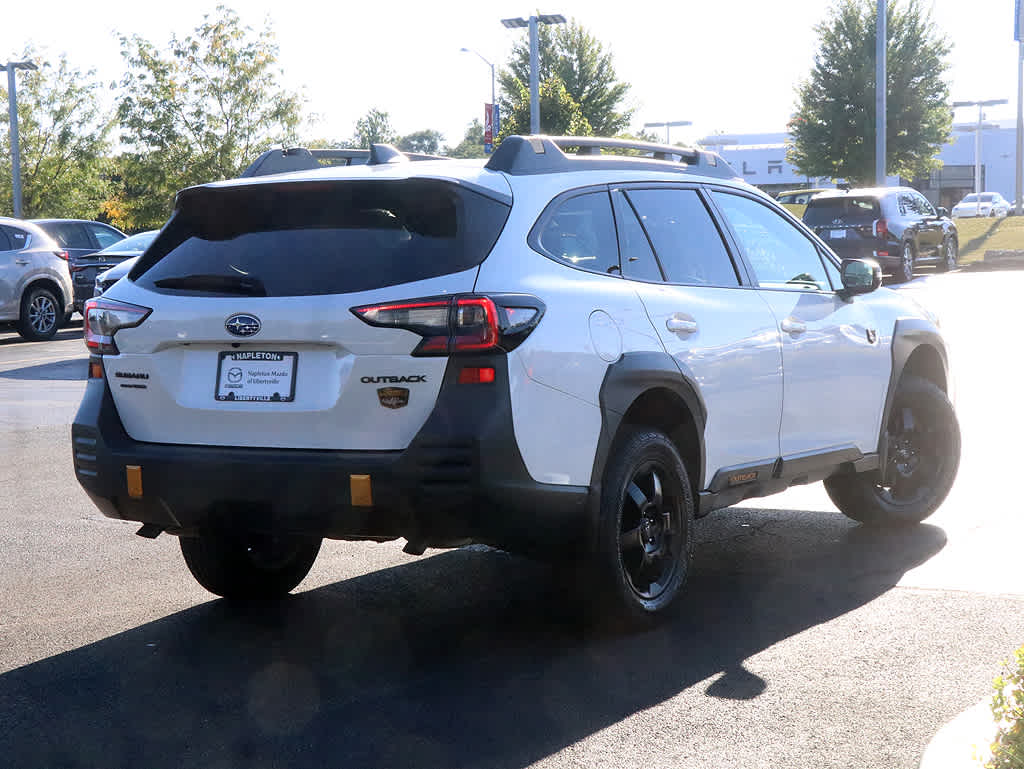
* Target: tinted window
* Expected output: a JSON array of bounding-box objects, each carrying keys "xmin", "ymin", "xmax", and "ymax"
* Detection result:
[
  {"xmin": 914, "ymin": 193, "xmax": 935, "ymax": 216},
  {"xmin": 0, "ymin": 226, "xmax": 11, "ymax": 251},
  {"xmin": 88, "ymin": 223, "xmax": 124, "ymax": 249},
  {"xmin": 39, "ymin": 221, "xmax": 91, "ymax": 249},
  {"xmin": 135, "ymin": 180, "xmax": 511, "ymax": 297},
  {"xmin": 612, "ymin": 191, "xmax": 663, "ymax": 282},
  {"xmin": 535, "ymin": 191, "xmax": 619, "ymax": 274},
  {"xmin": 803, "ymin": 196, "xmax": 880, "ymax": 227},
  {"xmin": 625, "ymin": 188, "xmax": 739, "ymax": 286},
  {"xmin": 713, "ymin": 192, "xmax": 830, "ymax": 291}
]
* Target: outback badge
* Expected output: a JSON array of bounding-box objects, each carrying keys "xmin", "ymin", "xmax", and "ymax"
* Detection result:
[{"xmin": 377, "ymin": 387, "xmax": 409, "ymax": 409}]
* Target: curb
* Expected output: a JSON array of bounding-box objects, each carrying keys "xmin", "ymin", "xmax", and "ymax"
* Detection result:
[{"xmin": 919, "ymin": 699, "xmax": 996, "ymax": 769}]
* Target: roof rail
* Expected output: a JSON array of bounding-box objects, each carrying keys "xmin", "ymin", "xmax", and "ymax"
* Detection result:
[
  {"xmin": 241, "ymin": 146, "xmax": 447, "ymax": 177},
  {"xmin": 484, "ymin": 135, "xmax": 740, "ymax": 180}
]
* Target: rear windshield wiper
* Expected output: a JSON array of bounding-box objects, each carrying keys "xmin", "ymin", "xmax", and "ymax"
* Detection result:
[{"xmin": 153, "ymin": 274, "xmax": 267, "ymax": 296}]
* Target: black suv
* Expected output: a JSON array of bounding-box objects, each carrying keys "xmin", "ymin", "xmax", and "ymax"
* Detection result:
[{"xmin": 803, "ymin": 187, "xmax": 958, "ymax": 282}]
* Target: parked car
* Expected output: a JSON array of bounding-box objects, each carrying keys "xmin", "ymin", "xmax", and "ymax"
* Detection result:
[
  {"xmin": 31, "ymin": 219, "xmax": 127, "ymax": 314},
  {"xmin": 72, "ymin": 136, "xmax": 959, "ymax": 623},
  {"xmin": 0, "ymin": 217, "xmax": 74, "ymax": 341},
  {"xmin": 803, "ymin": 187, "xmax": 958, "ymax": 282},
  {"xmin": 89, "ymin": 231, "xmax": 159, "ymax": 297},
  {"xmin": 775, "ymin": 188, "xmax": 831, "ymax": 205},
  {"xmin": 951, "ymin": 192, "xmax": 1010, "ymax": 219}
]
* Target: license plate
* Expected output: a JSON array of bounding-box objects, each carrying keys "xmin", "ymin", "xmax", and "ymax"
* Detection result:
[
  {"xmin": 215, "ymin": 351, "xmax": 297, "ymax": 402},
  {"xmin": 830, "ymin": 229, "xmax": 846, "ymax": 239}
]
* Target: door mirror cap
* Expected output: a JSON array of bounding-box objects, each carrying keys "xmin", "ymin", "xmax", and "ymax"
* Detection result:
[
  {"xmin": 936, "ymin": 206, "xmax": 950, "ymax": 219},
  {"xmin": 839, "ymin": 258, "xmax": 882, "ymax": 298}
]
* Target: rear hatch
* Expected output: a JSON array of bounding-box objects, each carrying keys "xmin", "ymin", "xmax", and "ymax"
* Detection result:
[
  {"xmin": 101, "ymin": 175, "xmax": 511, "ymax": 450},
  {"xmin": 803, "ymin": 196, "xmax": 882, "ymax": 257}
]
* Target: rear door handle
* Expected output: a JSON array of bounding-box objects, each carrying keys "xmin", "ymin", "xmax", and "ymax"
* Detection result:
[
  {"xmin": 666, "ymin": 318, "xmax": 698, "ymax": 334},
  {"xmin": 780, "ymin": 317, "xmax": 807, "ymax": 335},
  {"xmin": 15, "ymin": 258, "xmax": 30, "ymax": 266}
]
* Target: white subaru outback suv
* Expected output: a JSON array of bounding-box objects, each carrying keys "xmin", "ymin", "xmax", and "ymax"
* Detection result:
[{"xmin": 72, "ymin": 136, "xmax": 960, "ymax": 622}]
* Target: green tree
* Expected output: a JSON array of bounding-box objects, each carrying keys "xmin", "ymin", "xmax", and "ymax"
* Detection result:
[
  {"xmin": 496, "ymin": 77, "xmax": 592, "ymax": 141},
  {"xmin": 115, "ymin": 5, "xmax": 303, "ymax": 230},
  {"xmin": 445, "ymin": 120, "xmax": 488, "ymax": 158},
  {"xmin": 353, "ymin": 109, "xmax": 396, "ymax": 148},
  {"xmin": 396, "ymin": 129, "xmax": 443, "ymax": 154},
  {"xmin": 0, "ymin": 50, "xmax": 114, "ymax": 219},
  {"xmin": 498, "ymin": 18, "xmax": 632, "ymax": 136},
  {"xmin": 788, "ymin": 0, "xmax": 952, "ymax": 185}
]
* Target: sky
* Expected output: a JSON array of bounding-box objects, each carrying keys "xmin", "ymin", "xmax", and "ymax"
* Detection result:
[{"xmin": 2, "ymin": 0, "xmax": 1021, "ymax": 150}]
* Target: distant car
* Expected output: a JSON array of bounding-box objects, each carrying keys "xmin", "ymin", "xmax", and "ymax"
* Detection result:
[
  {"xmin": 90, "ymin": 231, "xmax": 159, "ymax": 297},
  {"xmin": 31, "ymin": 219, "xmax": 127, "ymax": 313},
  {"xmin": 0, "ymin": 217, "xmax": 74, "ymax": 341},
  {"xmin": 951, "ymin": 192, "xmax": 1010, "ymax": 219},
  {"xmin": 804, "ymin": 187, "xmax": 958, "ymax": 283},
  {"xmin": 775, "ymin": 188, "xmax": 831, "ymax": 205}
]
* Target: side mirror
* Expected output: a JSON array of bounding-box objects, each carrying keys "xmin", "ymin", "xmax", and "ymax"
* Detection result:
[
  {"xmin": 839, "ymin": 258, "xmax": 882, "ymax": 298},
  {"xmin": 936, "ymin": 207, "xmax": 950, "ymax": 219}
]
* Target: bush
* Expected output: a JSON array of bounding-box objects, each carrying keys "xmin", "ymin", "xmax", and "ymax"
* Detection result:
[{"xmin": 987, "ymin": 645, "xmax": 1024, "ymax": 768}]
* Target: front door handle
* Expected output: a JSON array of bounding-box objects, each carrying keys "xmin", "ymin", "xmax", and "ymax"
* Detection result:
[
  {"xmin": 780, "ymin": 317, "xmax": 807, "ymax": 335},
  {"xmin": 666, "ymin": 317, "xmax": 698, "ymax": 334}
]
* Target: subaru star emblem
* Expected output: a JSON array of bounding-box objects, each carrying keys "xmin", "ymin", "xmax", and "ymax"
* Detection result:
[{"xmin": 225, "ymin": 314, "xmax": 261, "ymax": 337}]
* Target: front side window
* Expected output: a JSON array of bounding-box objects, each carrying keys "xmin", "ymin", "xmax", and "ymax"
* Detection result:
[
  {"xmin": 624, "ymin": 188, "xmax": 739, "ymax": 287},
  {"xmin": 712, "ymin": 191, "xmax": 830, "ymax": 291},
  {"xmin": 89, "ymin": 223, "xmax": 123, "ymax": 249},
  {"xmin": 534, "ymin": 191, "xmax": 620, "ymax": 274}
]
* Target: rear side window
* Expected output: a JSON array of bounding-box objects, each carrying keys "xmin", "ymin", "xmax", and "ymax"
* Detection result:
[
  {"xmin": 40, "ymin": 221, "xmax": 92, "ymax": 249},
  {"xmin": 625, "ymin": 188, "xmax": 739, "ymax": 287},
  {"xmin": 532, "ymin": 191, "xmax": 620, "ymax": 274},
  {"xmin": 134, "ymin": 180, "xmax": 510, "ymax": 297},
  {"xmin": 803, "ymin": 197, "xmax": 880, "ymax": 227}
]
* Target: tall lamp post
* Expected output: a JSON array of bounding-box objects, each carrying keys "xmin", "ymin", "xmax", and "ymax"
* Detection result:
[
  {"xmin": 953, "ymin": 99, "xmax": 1009, "ymax": 195},
  {"xmin": 1, "ymin": 60, "xmax": 37, "ymax": 218},
  {"xmin": 501, "ymin": 13, "xmax": 566, "ymax": 134},
  {"xmin": 643, "ymin": 120, "xmax": 692, "ymax": 145},
  {"xmin": 459, "ymin": 47, "xmax": 498, "ymax": 150}
]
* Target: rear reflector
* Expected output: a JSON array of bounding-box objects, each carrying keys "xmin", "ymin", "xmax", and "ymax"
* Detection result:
[
  {"xmin": 350, "ymin": 474, "xmax": 373, "ymax": 507},
  {"xmin": 458, "ymin": 366, "xmax": 496, "ymax": 384},
  {"xmin": 89, "ymin": 359, "xmax": 104, "ymax": 379},
  {"xmin": 126, "ymin": 465, "xmax": 143, "ymax": 498}
]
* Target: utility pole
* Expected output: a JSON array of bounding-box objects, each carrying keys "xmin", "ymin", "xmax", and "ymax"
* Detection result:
[
  {"xmin": 875, "ymin": 0, "xmax": 887, "ymax": 185},
  {"xmin": 954, "ymin": 99, "xmax": 1009, "ymax": 194},
  {"xmin": 501, "ymin": 13, "xmax": 567, "ymax": 134},
  {"xmin": 1, "ymin": 60, "xmax": 37, "ymax": 218},
  {"xmin": 1017, "ymin": 41, "xmax": 1023, "ymax": 214}
]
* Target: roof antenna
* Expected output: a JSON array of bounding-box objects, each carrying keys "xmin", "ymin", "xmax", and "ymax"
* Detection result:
[{"xmin": 368, "ymin": 144, "xmax": 409, "ymax": 165}]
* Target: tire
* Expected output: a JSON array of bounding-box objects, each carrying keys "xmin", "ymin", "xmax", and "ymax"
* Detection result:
[
  {"xmin": 588, "ymin": 428, "xmax": 694, "ymax": 623},
  {"xmin": 60, "ymin": 310, "xmax": 74, "ymax": 328},
  {"xmin": 825, "ymin": 375, "xmax": 960, "ymax": 526},
  {"xmin": 16, "ymin": 286, "xmax": 61, "ymax": 341},
  {"xmin": 180, "ymin": 530, "xmax": 322, "ymax": 599},
  {"xmin": 936, "ymin": 237, "xmax": 958, "ymax": 272},
  {"xmin": 894, "ymin": 241, "xmax": 915, "ymax": 283}
]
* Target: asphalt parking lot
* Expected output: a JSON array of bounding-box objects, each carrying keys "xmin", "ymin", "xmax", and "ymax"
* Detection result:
[{"xmin": 0, "ymin": 271, "xmax": 1022, "ymax": 769}]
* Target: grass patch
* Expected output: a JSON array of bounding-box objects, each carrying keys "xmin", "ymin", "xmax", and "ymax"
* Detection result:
[{"xmin": 956, "ymin": 216, "xmax": 1024, "ymax": 263}]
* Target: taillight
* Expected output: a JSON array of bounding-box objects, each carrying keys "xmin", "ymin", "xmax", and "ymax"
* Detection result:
[
  {"xmin": 873, "ymin": 219, "xmax": 889, "ymax": 239},
  {"xmin": 83, "ymin": 297, "xmax": 151, "ymax": 355},
  {"xmin": 55, "ymin": 250, "xmax": 69, "ymax": 261},
  {"xmin": 352, "ymin": 294, "xmax": 545, "ymax": 356}
]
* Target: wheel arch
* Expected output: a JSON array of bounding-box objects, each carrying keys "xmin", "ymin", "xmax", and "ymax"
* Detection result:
[
  {"xmin": 22, "ymin": 277, "xmax": 70, "ymax": 309},
  {"xmin": 878, "ymin": 318, "xmax": 950, "ymax": 462},
  {"xmin": 592, "ymin": 352, "xmax": 706, "ymax": 510}
]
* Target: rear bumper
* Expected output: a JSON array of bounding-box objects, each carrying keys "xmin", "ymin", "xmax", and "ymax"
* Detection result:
[{"xmin": 71, "ymin": 357, "xmax": 590, "ymax": 554}]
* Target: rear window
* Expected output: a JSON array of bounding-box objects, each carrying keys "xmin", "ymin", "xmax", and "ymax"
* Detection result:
[
  {"xmin": 803, "ymin": 196, "xmax": 880, "ymax": 227},
  {"xmin": 133, "ymin": 180, "xmax": 510, "ymax": 297}
]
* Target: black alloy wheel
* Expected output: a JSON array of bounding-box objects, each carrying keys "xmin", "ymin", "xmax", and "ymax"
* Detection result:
[{"xmin": 618, "ymin": 461, "xmax": 684, "ymax": 602}]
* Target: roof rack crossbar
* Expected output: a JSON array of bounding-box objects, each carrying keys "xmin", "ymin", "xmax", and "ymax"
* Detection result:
[{"xmin": 485, "ymin": 135, "xmax": 739, "ymax": 180}]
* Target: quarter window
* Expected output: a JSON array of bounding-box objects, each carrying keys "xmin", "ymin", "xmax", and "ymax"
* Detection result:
[
  {"xmin": 535, "ymin": 191, "xmax": 620, "ymax": 275},
  {"xmin": 624, "ymin": 188, "xmax": 739, "ymax": 286},
  {"xmin": 712, "ymin": 191, "xmax": 830, "ymax": 291}
]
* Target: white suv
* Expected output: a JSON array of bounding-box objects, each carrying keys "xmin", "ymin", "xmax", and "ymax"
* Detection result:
[{"xmin": 72, "ymin": 137, "xmax": 960, "ymax": 622}]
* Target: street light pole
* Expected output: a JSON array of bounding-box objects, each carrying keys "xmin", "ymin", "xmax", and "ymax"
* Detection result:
[
  {"xmin": 1017, "ymin": 42, "xmax": 1023, "ymax": 214},
  {"xmin": 953, "ymin": 99, "xmax": 1009, "ymax": 195},
  {"xmin": 1, "ymin": 60, "xmax": 37, "ymax": 218},
  {"xmin": 876, "ymin": 0, "xmax": 887, "ymax": 185},
  {"xmin": 643, "ymin": 120, "xmax": 692, "ymax": 145},
  {"xmin": 502, "ymin": 14, "xmax": 566, "ymax": 134},
  {"xmin": 459, "ymin": 47, "xmax": 498, "ymax": 146}
]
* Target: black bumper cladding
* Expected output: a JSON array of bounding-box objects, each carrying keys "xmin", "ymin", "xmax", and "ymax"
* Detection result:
[{"xmin": 71, "ymin": 357, "xmax": 589, "ymax": 554}]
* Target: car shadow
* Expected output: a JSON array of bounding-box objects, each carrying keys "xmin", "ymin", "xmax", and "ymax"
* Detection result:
[
  {"xmin": 0, "ymin": 326, "xmax": 83, "ymax": 347},
  {"xmin": 0, "ymin": 507, "xmax": 945, "ymax": 768},
  {"xmin": 0, "ymin": 358, "xmax": 87, "ymax": 381}
]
